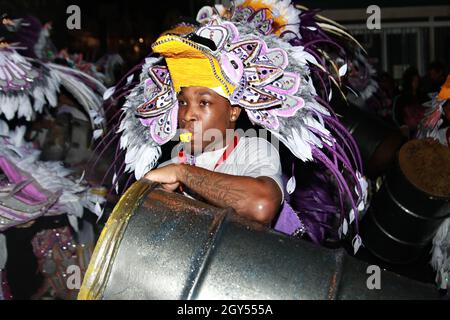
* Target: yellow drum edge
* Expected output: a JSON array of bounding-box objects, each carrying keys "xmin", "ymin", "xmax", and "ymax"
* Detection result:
[{"xmin": 78, "ymin": 180, "xmax": 152, "ymax": 300}]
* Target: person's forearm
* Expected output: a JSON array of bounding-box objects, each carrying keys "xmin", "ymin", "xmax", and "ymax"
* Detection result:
[
  {"xmin": 179, "ymin": 165, "xmax": 247, "ymax": 211},
  {"xmin": 177, "ymin": 164, "xmax": 281, "ymax": 224}
]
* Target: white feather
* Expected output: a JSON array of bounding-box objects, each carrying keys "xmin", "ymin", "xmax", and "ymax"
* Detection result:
[
  {"xmin": 126, "ymin": 74, "xmax": 134, "ymax": 85},
  {"xmin": 2, "ymin": 96, "xmax": 18, "ymax": 120},
  {"xmin": 338, "ymin": 64, "xmax": 348, "ymax": 77},
  {"xmin": 286, "ymin": 176, "xmax": 296, "ymax": 194},
  {"xmin": 17, "ymin": 95, "xmax": 33, "ymax": 120},
  {"xmin": 120, "ymin": 134, "xmax": 129, "ymax": 150},
  {"xmin": 343, "ymin": 218, "xmax": 348, "ymax": 235},
  {"xmin": 307, "ymin": 77, "xmax": 317, "ymax": 96},
  {"xmin": 277, "ymin": 128, "xmax": 313, "ymax": 162},
  {"xmin": 352, "ymin": 235, "xmax": 362, "ymax": 254},
  {"xmin": 93, "ymin": 116, "xmax": 104, "ymax": 125},
  {"xmin": 93, "ymin": 129, "xmax": 103, "ymax": 140},
  {"xmin": 2, "ymin": 141, "xmax": 106, "ymax": 219},
  {"xmin": 93, "ymin": 202, "xmax": 103, "ymax": 217},
  {"xmin": 134, "ymin": 145, "xmax": 160, "ymax": 180},
  {"xmin": 125, "ymin": 145, "xmax": 139, "ymax": 165},
  {"xmin": 124, "ymin": 162, "xmax": 134, "ymax": 174},
  {"xmin": 431, "ymin": 218, "xmax": 450, "ymax": 280},
  {"xmin": 349, "ymin": 209, "xmax": 355, "ymax": 224},
  {"xmin": 304, "ymin": 115, "xmax": 330, "ymax": 136},
  {"xmin": 112, "ymin": 172, "xmax": 118, "ymax": 186},
  {"xmin": 0, "ymin": 120, "xmax": 9, "ymax": 137},
  {"xmin": 67, "ymin": 214, "xmax": 79, "ymax": 233},
  {"xmin": 49, "ymin": 66, "xmax": 105, "ymax": 130},
  {"xmin": 10, "ymin": 126, "xmax": 26, "ymax": 147},
  {"xmin": 355, "ymin": 172, "xmax": 369, "ymax": 211},
  {"xmin": 307, "ymin": 101, "xmax": 330, "ymax": 116},
  {"xmin": 33, "ymin": 97, "xmax": 45, "ymax": 114},
  {"xmin": 103, "ymin": 86, "xmax": 116, "ymax": 101},
  {"xmin": 0, "ymin": 233, "xmax": 7, "ymax": 270},
  {"xmin": 77, "ymin": 170, "xmax": 86, "ymax": 185}
]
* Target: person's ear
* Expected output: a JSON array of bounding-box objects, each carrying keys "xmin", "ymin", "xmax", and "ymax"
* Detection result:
[{"xmin": 230, "ymin": 106, "xmax": 242, "ymax": 122}]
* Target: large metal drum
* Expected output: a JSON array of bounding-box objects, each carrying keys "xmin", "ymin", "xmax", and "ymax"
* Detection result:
[
  {"xmin": 79, "ymin": 180, "xmax": 438, "ymax": 300},
  {"xmin": 361, "ymin": 139, "xmax": 450, "ymax": 264}
]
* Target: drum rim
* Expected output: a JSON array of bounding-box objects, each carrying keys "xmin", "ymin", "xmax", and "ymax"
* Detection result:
[{"xmin": 78, "ymin": 180, "xmax": 152, "ymax": 300}]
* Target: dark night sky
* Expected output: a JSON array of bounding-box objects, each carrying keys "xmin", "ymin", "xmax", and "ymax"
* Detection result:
[
  {"xmin": 4, "ymin": 0, "xmax": 449, "ymax": 40},
  {"xmin": 2, "ymin": 0, "xmax": 214, "ymax": 64},
  {"xmin": 2, "ymin": 0, "xmax": 449, "ymax": 65}
]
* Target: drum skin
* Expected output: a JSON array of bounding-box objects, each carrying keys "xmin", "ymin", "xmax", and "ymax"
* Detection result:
[
  {"xmin": 79, "ymin": 180, "xmax": 438, "ymax": 300},
  {"xmin": 361, "ymin": 139, "xmax": 450, "ymax": 264}
]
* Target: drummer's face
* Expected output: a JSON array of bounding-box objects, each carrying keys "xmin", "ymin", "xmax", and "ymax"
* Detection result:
[{"xmin": 177, "ymin": 87, "xmax": 241, "ymax": 152}]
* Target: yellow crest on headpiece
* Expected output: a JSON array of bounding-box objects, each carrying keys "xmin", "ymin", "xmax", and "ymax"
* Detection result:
[
  {"xmin": 151, "ymin": 35, "xmax": 236, "ymax": 98},
  {"xmin": 160, "ymin": 24, "xmax": 197, "ymax": 37},
  {"xmin": 438, "ymin": 75, "xmax": 450, "ymax": 100},
  {"xmin": 239, "ymin": 0, "xmax": 288, "ymax": 35}
]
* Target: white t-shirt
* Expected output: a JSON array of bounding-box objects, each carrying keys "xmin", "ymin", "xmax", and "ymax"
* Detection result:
[{"xmin": 159, "ymin": 136, "xmax": 284, "ymax": 200}]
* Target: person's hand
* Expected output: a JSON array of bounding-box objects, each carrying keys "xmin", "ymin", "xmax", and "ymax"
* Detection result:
[{"xmin": 143, "ymin": 164, "xmax": 184, "ymax": 192}]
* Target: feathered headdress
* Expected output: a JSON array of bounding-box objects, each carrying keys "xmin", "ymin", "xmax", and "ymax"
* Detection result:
[
  {"xmin": 0, "ymin": 120, "xmax": 106, "ymax": 231},
  {"xmin": 0, "ymin": 15, "xmax": 108, "ymax": 230},
  {"xmin": 0, "ymin": 15, "xmax": 106, "ymax": 136},
  {"xmin": 214, "ymin": 0, "xmax": 380, "ymax": 107},
  {"xmin": 417, "ymin": 75, "xmax": 450, "ymax": 145},
  {"xmin": 102, "ymin": 1, "xmax": 368, "ymax": 251},
  {"xmin": 427, "ymin": 77, "xmax": 450, "ymax": 291},
  {"xmin": 0, "ymin": 45, "xmax": 60, "ymax": 120}
]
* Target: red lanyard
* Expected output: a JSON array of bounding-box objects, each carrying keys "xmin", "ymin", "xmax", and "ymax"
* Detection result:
[
  {"xmin": 178, "ymin": 134, "xmax": 240, "ymax": 170},
  {"xmin": 213, "ymin": 134, "xmax": 239, "ymax": 170}
]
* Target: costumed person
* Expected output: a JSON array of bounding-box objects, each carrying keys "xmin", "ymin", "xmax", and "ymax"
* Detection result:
[
  {"xmin": 0, "ymin": 15, "xmax": 107, "ymax": 299},
  {"xmin": 394, "ymin": 67, "xmax": 428, "ymax": 133},
  {"xmin": 56, "ymin": 49, "xmax": 106, "ymax": 84},
  {"xmin": 100, "ymin": 0, "xmax": 368, "ymax": 253},
  {"xmin": 0, "ymin": 120, "xmax": 104, "ymax": 299},
  {"xmin": 422, "ymin": 61, "xmax": 447, "ymax": 97},
  {"xmin": 417, "ymin": 75, "xmax": 450, "ymax": 147},
  {"xmin": 377, "ymin": 72, "xmax": 398, "ymax": 124},
  {"xmin": 418, "ymin": 75, "xmax": 450, "ymax": 295},
  {"xmin": 344, "ymin": 53, "xmax": 384, "ymax": 117}
]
